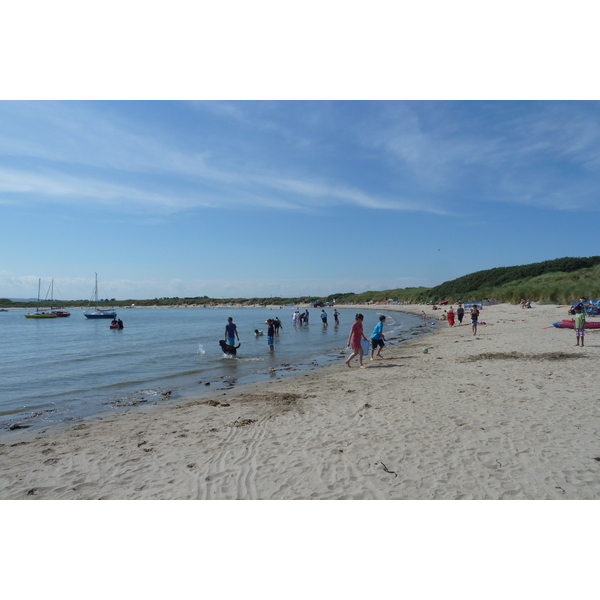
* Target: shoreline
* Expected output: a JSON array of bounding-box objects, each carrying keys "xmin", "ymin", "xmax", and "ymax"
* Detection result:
[
  {"xmin": 1, "ymin": 302, "xmax": 599, "ymax": 499},
  {"xmin": 1, "ymin": 305, "xmax": 428, "ymax": 435}
]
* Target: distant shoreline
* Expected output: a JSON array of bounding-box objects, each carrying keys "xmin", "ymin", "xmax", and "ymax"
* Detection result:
[{"xmin": 4, "ymin": 301, "xmax": 425, "ymax": 312}]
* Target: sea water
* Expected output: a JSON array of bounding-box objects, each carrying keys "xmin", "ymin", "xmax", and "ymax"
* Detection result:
[{"xmin": 0, "ymin": 306, "xmax": 425, "ymax": 433}]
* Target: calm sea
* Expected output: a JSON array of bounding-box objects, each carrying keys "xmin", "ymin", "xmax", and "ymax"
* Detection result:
[{"xmin": 0, "ymin": 306, "xmax": 425, "ymax": 434}]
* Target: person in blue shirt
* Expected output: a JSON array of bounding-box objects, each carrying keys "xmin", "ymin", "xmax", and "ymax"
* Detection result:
[
  {"xmin": 370, "ymin": 315, "xmax": 387, "ymax": 360},
  {"xmin": 224, "ymin": 317, "xmax": 240, "ymax": 347},
  {"xmin": 320, "ymin": 310, "xmax": 328, "ymax": 326}
]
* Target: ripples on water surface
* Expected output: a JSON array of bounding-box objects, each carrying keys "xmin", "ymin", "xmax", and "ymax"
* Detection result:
[{"xmin": 0, "ymin": 306, "xmax": 424, "ymax": 432}]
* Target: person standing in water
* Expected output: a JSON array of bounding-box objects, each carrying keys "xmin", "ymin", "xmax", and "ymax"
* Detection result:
[
  {"xmin": 224, "ymin": 317, "xmax": 240, "ymax": 346},
  {"xmin": 266, "ymin": 319, "xmax": 275, "ymax": 352},
  {"xmin": 333, "ymin": 308, "xmax": 340, "ymax": 326},
  {"xmin": 345, "ymin": 313, "xmax": 368, "ymax": 368},
  {"xmin": 321, "ymin": 309, "xmax": 328, "ymax": 327}
]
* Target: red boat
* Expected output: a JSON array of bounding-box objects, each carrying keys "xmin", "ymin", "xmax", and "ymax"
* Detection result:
[
  {"xmin": 553, "ymin": 320, "xmax": 600, "ymax": 329},
  {"xmin": 51, "ymin": 309, "xmax": 70, "ymax": 317}
]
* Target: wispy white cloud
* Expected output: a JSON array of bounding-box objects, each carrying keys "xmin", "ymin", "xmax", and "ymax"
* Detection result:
[
  {"xmin": 0, "ymin": 101, "xmax": 448, "ymax": 216},
  {"xmin": 0, "ymin": 167, "xmax": 218, "ymax": 213},
  {"xmin": 251, "ymin": 173, "xmax": 452, "ymax": 214},
  {"xmin": 359, "ymin": 102, "xmax": 600, "ymax": 211},
  {"xmin": 2, "ymin": 101, "xmax": 600, "ymax": 219}
]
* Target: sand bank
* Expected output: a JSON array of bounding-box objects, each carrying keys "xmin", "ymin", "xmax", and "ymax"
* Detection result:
[{"xmin": 1, "ymin": 302, "xmax": 599, "ymax": 499}]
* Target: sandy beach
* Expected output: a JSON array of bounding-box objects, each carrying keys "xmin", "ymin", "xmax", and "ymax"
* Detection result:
[{"xmin": 1, "ymin": 302, "xmax": 599, "ymax": 500}]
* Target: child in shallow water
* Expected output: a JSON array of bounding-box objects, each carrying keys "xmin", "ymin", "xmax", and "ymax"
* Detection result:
[{"xmin": 266, "ymin": 319, "xmax": 275, "ymax": 352}]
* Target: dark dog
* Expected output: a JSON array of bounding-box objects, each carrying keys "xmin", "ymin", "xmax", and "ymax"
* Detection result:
[{"xmin": 219, "ymin": 340, "xmax": 240, "ymax": 356}]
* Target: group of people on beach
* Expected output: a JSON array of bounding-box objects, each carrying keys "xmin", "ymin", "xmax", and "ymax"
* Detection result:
[
  {"xmin": 222, "ymin": 308, "xmax": 356, "ymax": 359},
  {"xmin": 441, "ymin": 303, "xmax": 480, "ymax": 335}
]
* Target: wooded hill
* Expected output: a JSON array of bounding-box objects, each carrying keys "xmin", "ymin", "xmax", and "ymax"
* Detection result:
[
  {"xmin": 423, "ymin": 256, "xmax": 600, "ymax": 303},
  {"xmin": 318, "ymin": 256, "xmax": 600, "ymax": 305}
]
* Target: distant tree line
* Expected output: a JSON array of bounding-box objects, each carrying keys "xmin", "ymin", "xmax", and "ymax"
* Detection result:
[{"xmin": 2, "ymin": 257, "xmax": 599, "ymax": 309}]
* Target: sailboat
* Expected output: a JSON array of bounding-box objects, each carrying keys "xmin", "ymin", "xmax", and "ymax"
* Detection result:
[
  {"xmin": 24, "ymin": 278, "xmax": 57, "ymax": 319},
  {"xmin": 48, "ymin": 279, "xmax": 70, "ymax": 317},
  {"xmin": 84, "ymin": 273, "xmax": 117, "ymax": 319}
]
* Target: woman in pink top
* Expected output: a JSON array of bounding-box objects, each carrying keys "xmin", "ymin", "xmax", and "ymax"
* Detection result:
[{"xmin": 345, "ymin": 313, "xmax": 368, "ymax": 368}]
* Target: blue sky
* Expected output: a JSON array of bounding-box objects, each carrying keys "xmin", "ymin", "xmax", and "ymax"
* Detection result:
[{"xmin": 2, "ymin": 100, "xmax": 600, "ymax": 300}]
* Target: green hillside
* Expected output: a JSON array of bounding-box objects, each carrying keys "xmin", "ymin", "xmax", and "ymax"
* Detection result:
[
  {"xmin": 319, "ymin": 257, "xmax": 600, "ymax": 305},
  {"xmin": 482, "ymin": 263, "xmax": 600, "ymax": 305},
  {"xmin": 425, "ymin": 256, "xmax": 600, "ymax": 301}
]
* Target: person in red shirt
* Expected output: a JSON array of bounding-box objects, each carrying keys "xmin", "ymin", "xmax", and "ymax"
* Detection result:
[{"xmin": 345, "ymin": 313, "xmax": 369, "ymax": 369}]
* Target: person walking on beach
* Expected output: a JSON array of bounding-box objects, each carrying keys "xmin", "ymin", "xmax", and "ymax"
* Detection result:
[
  {"xmin": 447, "ymin": 307, "xmax": 455, "ymax": 327},
  {"xmin": 574, "ymin": 305, "xmax": 586, "ymax": 347},
  {"xmin": 456, "ymin": 304, "xmax": 464, "ymax": 325},
  {"xmin": 321, "ymin": 309, "xmax": 328, "ymax": 327},
  {"xmin": 370, "ymin": 315, "xmax": 387, "ymax": 360},
  {"xmin": 470, "ymin": 305, "xmax": 480, "ymax": 336},
  {"xmin": 266, "ymin": 319, "xmax": 275, "ymax": 352},
  {"xmin": 345, "ymin": 313, "xmax": 368, "ymax": 368},
  {"xmin": 225, "ymin": 317, "xmax": 240, "ymax": 346}
]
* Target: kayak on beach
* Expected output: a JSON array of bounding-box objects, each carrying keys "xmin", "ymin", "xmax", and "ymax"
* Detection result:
[{"xmin": 552, "ymin": 320, "xmax": 600, "ymax": 329}]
